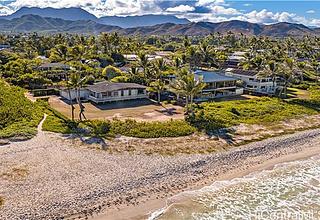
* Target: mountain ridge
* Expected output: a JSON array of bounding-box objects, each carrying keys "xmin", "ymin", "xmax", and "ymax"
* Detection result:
[
  {"xmin": 1, "ymin": 7, "xmax": 190, "ymax": 28},
  {"xmin": 0, "ymin": 14, "xmax": 318, "ymax": 37}
]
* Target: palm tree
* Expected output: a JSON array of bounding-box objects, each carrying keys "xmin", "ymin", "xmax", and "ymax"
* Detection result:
[
  {"xmin": 64, "ymin": 77, "xmax": 76, "ymax": 121},
  {"xmin": 169, "ymin": 68, "xmax": 206, "ymax": 113},
  {"xmin": 148, "ymin": 79, "xmax": 165, "ymax": 104},
  {"xmin": 278, "ymin": 58, "xmax": 300, "ymax": 98},
  {"xmin": 199, "ymin": 40, "xmax": 214, "ymax": 67},
  {"xmin": 137, "ymin": 52, "xmax": 150, "ymax": 79},
  {"xmin": 173, "ymin": 56, "xmax": 182, "ymax": 70},
  {"xmin": 49, "ymin": 44, "xmax": 69, "ymax": 62},
  {"xmin": 69, "ymin": 72, "xmax": 87, "ymax": 121}
]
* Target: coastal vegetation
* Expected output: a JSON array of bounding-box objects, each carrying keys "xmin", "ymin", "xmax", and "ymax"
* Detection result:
[
  {"xmin": 187, "ymin": 97, "xmax": 320, "ymax": 133},
  {"xmin": 0, "ymin": 32, "xmax": 319, "ymax": 140},
  {"xmin": 0, "ymin": 80, "xmax": 43, "ymax": 139},
  {"xmin": 109, "ymin": 119, "xmax": 196, "ymax": 138}
]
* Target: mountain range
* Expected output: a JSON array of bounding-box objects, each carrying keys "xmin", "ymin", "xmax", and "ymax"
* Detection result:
[
  {"xmin": 0, "ymin": 8, "xmax": 320, "ymax": 37},
  {"xmin": 2, "ymin": 7, "xmax": 189, "ymax": 28}
]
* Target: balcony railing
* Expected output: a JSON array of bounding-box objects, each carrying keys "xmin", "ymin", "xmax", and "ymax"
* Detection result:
[{"xmin": 88, "ymin": 94, "xmax": 148, "ymax": 103}]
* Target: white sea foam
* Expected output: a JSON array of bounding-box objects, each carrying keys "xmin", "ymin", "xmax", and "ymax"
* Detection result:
[{"xmin": 149, "ymin": 155, "xmax": 320, "ymax": 220}]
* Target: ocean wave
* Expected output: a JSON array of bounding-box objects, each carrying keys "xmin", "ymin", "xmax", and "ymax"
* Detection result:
[{"xmin": 149, "ymin": 155, "xmax": 320, "ymax": 220}]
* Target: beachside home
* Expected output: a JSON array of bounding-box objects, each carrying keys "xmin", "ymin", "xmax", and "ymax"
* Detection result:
[
  {"xmin": 194, "ymin": 70, "xmax": 243, "ymax": 101},
  {"xmin": 225, "ymin": 68, "xmax": 277, "ymax": 94},
  {"xmin": 60, "ymin": 82, "xmax": 148, "ymax": 104}
]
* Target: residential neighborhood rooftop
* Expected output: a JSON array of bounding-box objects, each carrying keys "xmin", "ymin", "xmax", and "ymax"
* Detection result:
[
  {"xmin": 87, "ymin": 82, "xmax": 146, "ymax": 93},
  {"xmin": 39, "ymin": 63, "xmax": 71, "ymax": 69},
  {"xmin": 195, "ymin": 70, "xmax": 238, "ymax": 83},
  {"xmin": 226, "ymin": 68, "xmax": 259, "ymax": 77}
]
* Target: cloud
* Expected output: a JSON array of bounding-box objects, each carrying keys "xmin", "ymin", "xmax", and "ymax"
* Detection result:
[
  {"xmin": 4, "ymin": 0, "xmax": 163, "ymax": 17},
  {"xmin": 166, "ymin": 5, "xmax": 195, "ymax": 13},
  {"xmin": 211, "ymin": 6, "xmax": 241, "ymax": 15},
  {"xmin": 0, "ymin": 5, "xmax": 13, "ymax": 15},
  {"xmin": 196, "ymin": 0, "xmax": 227, "ymax": 7},
  {"xmin": 243, "ymin": 3, "xmax": 252, "ymax": 7},
  {"xmin": 1, "ymin": 0, "xmax": 320, "ymax": 27}
]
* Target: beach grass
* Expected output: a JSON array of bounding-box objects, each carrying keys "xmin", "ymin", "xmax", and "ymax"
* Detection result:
[
  {"xmin": 187, "ymin": 97, "xmax": 320, "ymax": 133},
  {"xmin": 109, "ymin": 119, "xmax": 196, "ymax": 138},
  {"xmin": 0, "ymin": 80, "xmax": 43, "ymax": 140}
]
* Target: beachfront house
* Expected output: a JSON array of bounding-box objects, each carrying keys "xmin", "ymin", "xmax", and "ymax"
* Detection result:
[
  {"xmin": 60, "ymin": 81, "xmax": 148, "ymax": 104},
  {"xmin": 225, "ymin": 68, "xmax": 277, "ymax": 94},
  {"xmin": 194, "ymin": 70, "xmax": 243, "ymax": 101}
]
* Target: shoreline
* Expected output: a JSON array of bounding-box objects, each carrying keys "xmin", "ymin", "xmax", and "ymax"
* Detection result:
[
  {"xmin": 1, "ymin": 128, "xmax": 320, "ymax": 220},
  {"xmin": 93, "ymin": 145, "xmax": 320, "ymax": 220}
]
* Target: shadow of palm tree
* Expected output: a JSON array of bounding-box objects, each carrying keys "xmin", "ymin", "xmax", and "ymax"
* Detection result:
[
  {"xmin": 208, "ymin": 128, "xmax": 236, "ymax": 145},
  {"xmin": 62, "ymin": 133, "xmax": 108, "ymax": 150}
]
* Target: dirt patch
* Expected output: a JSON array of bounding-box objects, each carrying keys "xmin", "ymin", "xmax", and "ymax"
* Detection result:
[
  {"xmin": 48, "ymin": 96, "xmax": 185, "ymax": 122},
  {"xmin": 0, "ymin": 167, "xmax": 29, "ymax": 181}
]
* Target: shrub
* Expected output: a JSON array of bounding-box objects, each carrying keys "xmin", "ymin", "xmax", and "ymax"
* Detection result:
[
  {"xmin": 187, "ymin": 97, "xmax": 319, "ymax": 133},
  {"xmin": 83, "ymin": 120, "xmax": 111, "ymax": 137},
  {"xmin": 0, "ymin": 80, "xmax": 43, "ymax": 139},
  {"xmin": 309, "ymin": 86, "xmax": 320, "ymax": 101},
  {"xmin": 110, "ymin": 119, "xmax": 196, "ymax": 138},
  {"xmin": 102, "ymin": 65, "xmax": 124, "ymax": 80}
]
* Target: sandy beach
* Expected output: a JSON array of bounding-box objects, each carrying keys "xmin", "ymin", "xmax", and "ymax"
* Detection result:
[{"xmin": 0, "ymin": 122, "xmax": 320, "ymax": 220}]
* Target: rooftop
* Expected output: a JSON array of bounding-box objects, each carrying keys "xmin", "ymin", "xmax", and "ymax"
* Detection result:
[
  {"xmin": 87, "ymin": 82, "xmax": 146, "ymax": 93},
  {"xmin": 226, "ymin": 68, "xmax": 259, "ymax": 77},
  {"xmin": 39, "ymin": 63, "xmax": 71, "ymax": 69},
  {"xmin": 195, "ymin": 70, "xmax": 237, "ymax": 83}
]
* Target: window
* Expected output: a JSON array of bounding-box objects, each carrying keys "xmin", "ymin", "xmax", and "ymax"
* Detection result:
[
  {"xmin": 114, "ymin": 91, "xmax": 119, "ymax": 96},
  {"xmin": 128, "ymin": 90, "xmax": 131, "ymax": 96},
  {"xmin": 121, "ymin": 90, "xmax": 124, "ymax": 96},
  {"xmin": 138, "ymin": 89, "xmax": 145, "ymax": 95}
]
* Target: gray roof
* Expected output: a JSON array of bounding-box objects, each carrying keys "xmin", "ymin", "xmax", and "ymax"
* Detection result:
[
  {"xmin": 87, "ymin": 82, "xmax": 146, "ymax": 93},
  {"xmin": 226, "ymin": 68, "xmax": 259, "ymax": 77},
  {"xmin": 39, "ymin": 63, "xmax": 70, "ymax": 69},
  {"xmin": 195, "ymin": 70, "xmax": 237, "ymax": 83}
]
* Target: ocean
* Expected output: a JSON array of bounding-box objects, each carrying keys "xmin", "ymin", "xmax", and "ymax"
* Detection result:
[{"xmin": 149, "ymin": 155, "xmax": 320, "ymax": 220}]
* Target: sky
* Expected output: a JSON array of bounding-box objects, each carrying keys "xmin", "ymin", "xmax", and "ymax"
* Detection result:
[{"xmin": 0, "ymin": 0, "xmax": 320, "ymax": 26}]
